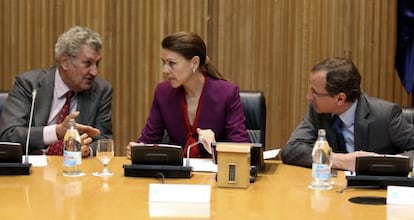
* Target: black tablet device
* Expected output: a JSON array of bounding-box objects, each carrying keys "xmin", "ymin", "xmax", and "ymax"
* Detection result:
[
  {"xmin": 0, "ymin": 142, "xmax": 23, "ymax": 163},
  {"xmin": 355, "ymin": 155, "xmax": 410, "ymax": 177},
  {"xmin": 130, "ymin": 144, "xmax": 183, "ymax": 166}
]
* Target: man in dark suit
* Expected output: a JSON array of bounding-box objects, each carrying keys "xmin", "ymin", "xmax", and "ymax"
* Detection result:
[
  {"xmin": 281, "ymin": 57, "xmax": 414, "ymax": 171},
  {"xmin": 0, "ymin": 26, "xmax": 112, "ymax": 157}
]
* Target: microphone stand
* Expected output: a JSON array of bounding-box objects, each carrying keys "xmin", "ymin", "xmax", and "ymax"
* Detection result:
[
  {"xmin": 185, "ymin": 140, "xmax": 216, "ymax": 167},
  {"xmin": 24, "ymin": 89, "xmax": 36, "ymax": 164},
  {"xmin": 185, "ymin": 141, "xmax": 201, "ymax": 167}
]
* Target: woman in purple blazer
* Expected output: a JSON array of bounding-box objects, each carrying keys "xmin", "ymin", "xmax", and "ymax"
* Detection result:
[{"xmin": 126, "ymin": 32, "xmax": 249, "ymax": 158}]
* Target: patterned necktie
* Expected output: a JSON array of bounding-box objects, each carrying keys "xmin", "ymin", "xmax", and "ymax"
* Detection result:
[
  {"xmin": 47, "ymin": 91, "xmax": 75, "ymax": 155},
  {"xmin": 332, "ymin": 115, "xmax": 347, "ymax": 153}
]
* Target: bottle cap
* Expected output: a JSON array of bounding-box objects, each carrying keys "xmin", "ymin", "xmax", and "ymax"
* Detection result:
[
  {"xmin": 68, "ymin": 119, "xmax": 76, "ymax": 128},
  {"xmin": 318, "ymin": 129, "xmax": 326, "ymax": 137}
]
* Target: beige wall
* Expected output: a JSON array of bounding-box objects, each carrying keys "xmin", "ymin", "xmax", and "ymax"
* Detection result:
[{"xmin": 0, "ymin": 0, "xmax": 411, "ymax": 155}]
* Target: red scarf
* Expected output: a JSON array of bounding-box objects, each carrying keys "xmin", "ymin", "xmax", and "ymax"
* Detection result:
[{"xmin": 181, "ymin": 76, "xmax": 207, "ymax": 158}]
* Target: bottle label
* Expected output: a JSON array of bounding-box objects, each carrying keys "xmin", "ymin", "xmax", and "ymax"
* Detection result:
[
  {"xmin": 63, "ymin": 151, "xmax": 82, "ymax": 167},
  {"xmin": 312, "ymin": 163, "xmax": 331, "ymax": 181}
]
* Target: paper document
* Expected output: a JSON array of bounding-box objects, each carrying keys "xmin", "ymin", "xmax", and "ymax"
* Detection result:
[
  {"xmin": 149, "ymin": 184, "xmax": 211, "ymax": 203},
  {"xmin": 149, "ymin": 184, "xmax": 211, "ymax": 217},
  {"xmin": 344, "ymin": 171, "xmax": 355, "ymax": 176},
  {"xmin": 263, "ymin": 149, "xmax": 280, "ymax": 160},
  {"xmin": 184, "ymin": 158, "xmax": 217, "ymax": 172},
  {"xmin": 149, "ymin": 202, "xmax": 210, "ymax": 218},
  {"xmin": 387, "ymin": 186, "xmax": 414, "ymax": 205},
  {"xmin": 21, "ymin": 155, "xmax": 48, "ymax": 167}
]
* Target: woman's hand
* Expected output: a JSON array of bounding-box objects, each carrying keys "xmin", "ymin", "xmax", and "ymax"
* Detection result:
[
  {"xmin": 197, "ymin": 128, "xmax": 216, "ymax": 154},
  {"xmin": 125, "ymin": 142, "xmax": 136, "ymax": 160},
  {"xmin": 126, "ymin": 142, "xmax": 144, "ymax": 159}
]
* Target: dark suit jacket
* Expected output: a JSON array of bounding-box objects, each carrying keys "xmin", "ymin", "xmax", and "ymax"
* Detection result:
[
  {"xmin": 281, "ymin": 93, "xmax": 414, "ymax": 168},
  {"xmin": 0, "ymin": 66, "xmax": 113, "ymax": 154},
  {"xmin": 138, "ymin": 76, "xmax": 249, "ymax": 157}
]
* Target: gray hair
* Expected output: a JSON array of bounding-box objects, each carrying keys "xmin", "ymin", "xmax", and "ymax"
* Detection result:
[{"xmin": 55, "ymin": 26, "xmax": 102, "ymax": 64}]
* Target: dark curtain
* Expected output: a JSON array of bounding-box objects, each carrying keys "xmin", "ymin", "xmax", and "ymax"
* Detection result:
[{"xmin": 396, "ymin": 0, "xmax": 414, "ymax": 93}]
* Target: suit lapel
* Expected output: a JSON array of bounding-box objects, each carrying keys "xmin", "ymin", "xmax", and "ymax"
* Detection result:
[
  {"xmin": 354, "ymin": 94, "xmax": 370, "ymax": 151},
  {"xmin": 76, "ymin": 89, "xmax": 94, "ymax": 124},
  {"xmin": 34, "ymin": 68, "xmax": 56, "ymax": 126}
]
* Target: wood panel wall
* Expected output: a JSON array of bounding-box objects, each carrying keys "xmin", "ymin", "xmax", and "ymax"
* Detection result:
[{"xmin": 0, "ymin": 0, "xmax": 411, "ymax": 156}]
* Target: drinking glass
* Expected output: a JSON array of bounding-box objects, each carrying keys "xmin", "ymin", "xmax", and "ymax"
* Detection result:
[{"xmin": 92, "ymin": 139, "xmax": 114, "ymax": 177}]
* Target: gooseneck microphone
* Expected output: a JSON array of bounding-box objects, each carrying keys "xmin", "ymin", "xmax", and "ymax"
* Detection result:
[
  {"xmin": 185, "ymin": 141, "xmax": 201, "ymax": 167},
  {"xmin": 185, "ymin": 138, "xmax": 216, "ymax": 167},
  {"xmin": 24, "ymin": 89, "xmax": 37, "ymax": 164}
]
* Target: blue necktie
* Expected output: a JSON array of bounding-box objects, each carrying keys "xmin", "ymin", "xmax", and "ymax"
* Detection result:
[{"xmin": 332, "ymin": 115, "xmax": 347, "ymax": 153}]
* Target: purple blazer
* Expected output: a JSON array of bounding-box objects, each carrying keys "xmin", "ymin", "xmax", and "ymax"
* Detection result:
[{"xmin": 138, "ymin": 76, "xmax": 249, "ymax": 155}]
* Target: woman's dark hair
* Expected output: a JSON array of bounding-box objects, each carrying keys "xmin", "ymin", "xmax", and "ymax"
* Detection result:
[
  {"xmin": 161, "ymin": 32, "xmax": 224, "ymax": 79},
  {"xmin": 311, "ymin": 57, "xmax": 361, "ymax": 102}
]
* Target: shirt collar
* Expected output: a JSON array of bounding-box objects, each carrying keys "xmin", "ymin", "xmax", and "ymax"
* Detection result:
[
  {"xmin": 337, "ymin": 99, "xmax": 358, "ymax": 127},
  {"xmin": 54, "ymin": 69, "xmax": 72, "ymax": 99}
]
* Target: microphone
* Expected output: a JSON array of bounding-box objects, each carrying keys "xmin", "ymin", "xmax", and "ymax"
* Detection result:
[
  {"xmin": 185, "ymin": 139, "xmax": 216, "ymax": 167},
  {"xmin": 24, "ymin": 89, "xmax": 37, "ymax": 164},
  {"xmin": 185, "ymin": 141, "xmax": 201, "ymax": 167}
]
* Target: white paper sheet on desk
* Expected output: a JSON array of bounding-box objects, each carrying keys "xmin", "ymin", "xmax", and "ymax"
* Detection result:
[
  {"xmin": 263, "ymin": 149, "xmax": 280, "ymax": 159},
  {"xmin": 149, "ymin": 201, "xmax": 210, "ymax": 218},
  {"xmin": 184, "ymin": 158, "xmax": 217, "ymax": 172},
  {"xmin": 149, "ymin": 184, "xmax": 211, "ymax": 218},
  {"xmin": 149, "ymin": 184, "xmax": 211, "ymax": 203},
  {"xmin": 21, "ymin": 155, "xmax": 48, "ymax": 167},
  {"xmin": 387, "ymin": 186, "xmax": 414, "ymax": 205}
]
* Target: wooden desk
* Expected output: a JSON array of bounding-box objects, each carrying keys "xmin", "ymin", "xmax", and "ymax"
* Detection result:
[{"xmin": 0, "ymin": 156, "xmax": 411, "ymax": 219}]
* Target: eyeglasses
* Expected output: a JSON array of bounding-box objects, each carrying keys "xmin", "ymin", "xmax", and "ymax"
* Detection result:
[{"xmin": 310, "ymin": 87, "xmax": 333, "ymax": 99}]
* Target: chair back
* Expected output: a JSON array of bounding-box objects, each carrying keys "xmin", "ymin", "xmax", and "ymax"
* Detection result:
[
  {"xmin": 239, "ymin": 90, "xmax": 267, "ymax": 148},
  {"xmin": 0, "ymin": 91, "xmax": 8, "ymax": 114},
  {"xmin": 402, "ymin": 107, "xmax": 414, "ymax": 124}
]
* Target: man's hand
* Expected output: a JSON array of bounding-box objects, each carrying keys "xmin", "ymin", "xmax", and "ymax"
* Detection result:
[
  {"xmin": 56, "ymin": 111, "xmax": 80, "ymax": 140},
  {"xmin": 80, "ymin": 133, "xmax": 92, "ymax": 157},
  {"xmin": 76, "ymin": 124, "xmax": 100, "ymax": 137},
  {"xmin": 56, "ymin": 111, "xmax": 100, "ymax": 140},
  {"xmin": 331, "ymin": 151, "xmax": 378, "ymax": 171}
]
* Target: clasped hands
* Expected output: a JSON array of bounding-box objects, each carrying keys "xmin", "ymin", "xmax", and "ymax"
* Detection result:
[
  {"xmin": 56, "ymin": 111, "xmax": 100, "ymax": 157},
  {"xmin": 125, "ymin": 128, "xmax": 216, "ymax": 159}
]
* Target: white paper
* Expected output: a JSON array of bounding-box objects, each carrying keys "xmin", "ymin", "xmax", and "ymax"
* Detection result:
[
  {"xmin": 344, "ymin": 171, "xmax": 356, "ymax": 176},
  {"xmin": 387, "ymin": 186, "xmax": 414, "ymax": 205},
  {"xmin": 184, "ymin": 158, "xmax": 217, "ymax": 172},
  {"xmin": 387, "ymin": 204, "xmax": 414, "ymax": 219},
  {"xmin": 149, "ymin": 184, "xmax": 211, "ymax": 203},
  {"xmin": 149, "ymin": 202, "xmax": 210, "ymax": 218},
  {"xmin": 263, "ymin": 149, "xmax": 280, "ymax": 160},
  {"xmin": 21, "ymin": 155, "xmax": 48, "ymax": 167}
]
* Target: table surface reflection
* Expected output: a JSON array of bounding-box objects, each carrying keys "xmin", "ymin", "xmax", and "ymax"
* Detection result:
[{"xmin": 0, "ymin": 156, "xmax": 410, "ymax": 219}]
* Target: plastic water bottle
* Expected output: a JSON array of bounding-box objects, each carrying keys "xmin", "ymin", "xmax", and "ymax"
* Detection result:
[
  {"xmin": 63, "ymin": 119, "xmax": 84, "ymax": 177},
  {"xmin": 309, "ymin": 129, "xmax": 332, "ymax": 190}
]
